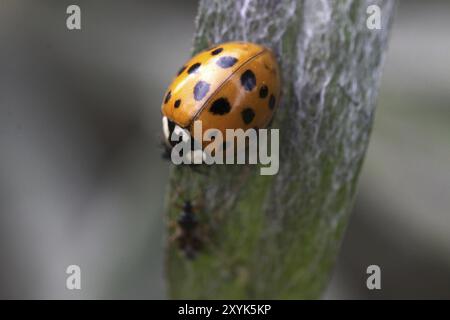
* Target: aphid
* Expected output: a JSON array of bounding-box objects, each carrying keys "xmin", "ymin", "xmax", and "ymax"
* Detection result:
[
  {"xmin": 161, "ymin": 41, "xmax": 280, "ymax": 153},
  {"xmin": 169, "ymin": 200, "xmax": 206, "ymax": 259}
]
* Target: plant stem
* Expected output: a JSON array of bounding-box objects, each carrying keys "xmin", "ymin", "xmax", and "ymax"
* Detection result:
[{"xmin": 164, "ymin": 0, "xmax": 396, "ymax": 299}]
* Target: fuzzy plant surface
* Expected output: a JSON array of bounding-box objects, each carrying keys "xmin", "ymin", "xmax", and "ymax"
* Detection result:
[{"xmin": 164, "ymin": 0, "xmax": 396, "ymax": 299}]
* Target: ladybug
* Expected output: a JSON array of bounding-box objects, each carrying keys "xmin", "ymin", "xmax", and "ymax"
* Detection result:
[{"xmin": 161, "ymin": 41, "xmax": 280, "ymax": 151}]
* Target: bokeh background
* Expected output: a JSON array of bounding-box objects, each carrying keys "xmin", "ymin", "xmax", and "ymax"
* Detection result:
[{"xmin": 0, "ymin": 0, "xmax": 449, "ymax": 299}]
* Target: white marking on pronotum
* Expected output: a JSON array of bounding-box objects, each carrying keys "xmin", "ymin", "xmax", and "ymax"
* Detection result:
[{"xmin": 162, "ymin": 116, "xmax": 170, "ymax": 142}]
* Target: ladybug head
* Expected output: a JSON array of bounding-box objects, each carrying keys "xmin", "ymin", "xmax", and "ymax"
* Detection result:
[
  {"xmin": 162, "ymin": 116, "xmax": 191, "ymax": 148},
  {"xmin": 162, "ymin": 116, "xmax": 205, "ymax": 163}
]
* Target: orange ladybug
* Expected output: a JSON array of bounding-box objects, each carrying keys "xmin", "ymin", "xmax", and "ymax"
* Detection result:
[{"xmin": 161, "ymin": 41, "xmax": 280, "ymax": 150}]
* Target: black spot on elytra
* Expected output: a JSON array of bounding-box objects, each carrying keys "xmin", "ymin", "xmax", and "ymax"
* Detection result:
[
  {"xmin": 241, "ymin": 108, "xmax": 255, "ymax": 124},
  {"xmin": 269, "ymin": 94, "xmax": 276, "ymax": 110},
  {"xmin": 216, "ymin": 56, "xmax": 238, "ymax": 68},
  {"xmin": 259, "ymin": 85, "xmax": 268, "ymax": 98},
  {"xmin": 193, "ymin": 81, "xmax": 210, "ymax": 101},
  {"xmin": 211, "ymin": 47, "xmax": 223, "ymax": 55},
  {"xmin": 188, "ymin": 63, "xmax": 201, "ymax": 74},
  {"xmin": 164, "ymin": 91, "xmax": 171, "ymax": 104},
  {"xmin": 174, "ymin": 99, "xmax": 181, "ymax": 108},
  {"xmin": 209, "ymin": 98, "xmax": 231, "ymax": 115},
  {"xmin": 240, "ymin": 70, "xmax": 256, "ymax": 91},
  {"xmin": 177, "ymin": 66, "xmax": 186, "ymax": 76}
]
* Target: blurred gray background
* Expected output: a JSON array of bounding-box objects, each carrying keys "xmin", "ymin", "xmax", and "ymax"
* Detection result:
[{"xmin": 0, "ymin": 0, "xmax": 449, "ymax": 299}]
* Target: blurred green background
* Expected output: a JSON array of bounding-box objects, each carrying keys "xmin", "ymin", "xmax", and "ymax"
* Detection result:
[{"xmin": 0, "ymin": 0, "xmax": 448, "ymax": 299}]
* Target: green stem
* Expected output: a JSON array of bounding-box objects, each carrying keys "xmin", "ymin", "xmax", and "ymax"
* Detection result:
[{"xmin": 165, "ymin": 0, "xmax": 396, "ymax": 299}]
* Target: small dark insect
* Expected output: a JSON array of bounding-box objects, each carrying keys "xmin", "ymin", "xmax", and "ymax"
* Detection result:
[{"xmin": 170, "ymin": 200, "xmax": 205, "ymax": 259}]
